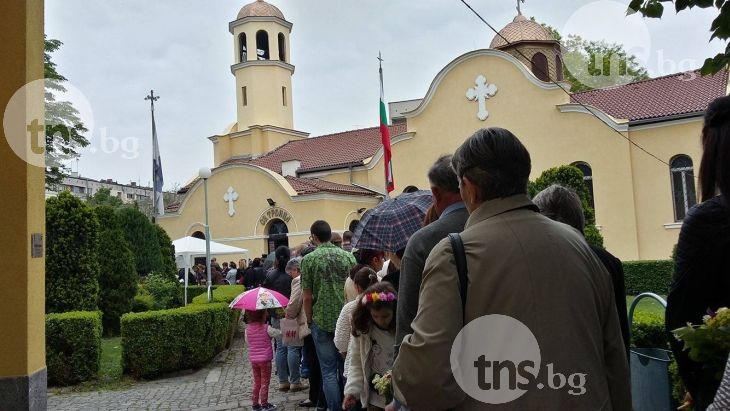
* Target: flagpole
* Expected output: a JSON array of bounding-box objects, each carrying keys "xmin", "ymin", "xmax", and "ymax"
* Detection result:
[{"xmin": 145, "ymin": 90, "xmax": 160, "ymax": 222}]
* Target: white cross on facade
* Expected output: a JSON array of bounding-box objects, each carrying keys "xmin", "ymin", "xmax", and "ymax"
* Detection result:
[
  {"xmin": 223, "ymin": 186, "xmax": 239, "ymax": 217},
  {"xmin": 466, "ymin": 75, "xmax": 498, "ymax": 121}
]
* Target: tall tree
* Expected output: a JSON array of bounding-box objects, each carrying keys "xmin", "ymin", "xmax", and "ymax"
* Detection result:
[
  {"xmin": 153, "ymin": 224, "xmax": 177, "ymax": 281},
  {"xmin": 628, "ymin": 0, "xmax": 729, "ymax": 75},
  {"xmin": 87, "ymin": 187, "xmax": 125, "ymax": 209},
  {"xmin": 95, "ymin": 206, "xmax": 137, "ymax": 336},
  {"xmin": 45, "ymin": 37, "xmax": 90, "ymax": 189},
  {"xmin": 540, "ymin": 21, "xmax": 650, "ymax": 92},
  {"xmin": 116, "ymin": 207, "xmax": 163, "ymax": 276},
  {"xmin": 46, "ymin": 192, "xmax": 100, "ymax": 313}
]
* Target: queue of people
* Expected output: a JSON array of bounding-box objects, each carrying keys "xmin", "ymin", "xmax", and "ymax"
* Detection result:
[{"xmin": 239, "ymin": 95, "xmax": 729, "ymax": 411}]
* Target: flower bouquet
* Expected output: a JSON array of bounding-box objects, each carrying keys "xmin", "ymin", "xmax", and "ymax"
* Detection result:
[
  {"xmin": 673, "ymin": 307, "xmax": 730, "ymax": 380},
  {"xmin": 372, "ymin": 371, "xmax": 393, "ymax": 404}
]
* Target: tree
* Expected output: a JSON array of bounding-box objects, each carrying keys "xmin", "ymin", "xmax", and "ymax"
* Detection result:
[
  {"xmin": 529, "ymin": 165, "xmax": 604, "ymax": 248},
  {"xmin": 46, "ymin": 192, "xmax": 99, "ymax": 313},
  {"xmin": 116, "ymin": 207, "xmax": 163, "ymax": 276},
  {"xmin": 539, "ymin": 21, "xmax": 650, "ymax": 92},
  {"xmin": 87, "ymin": 187, "xmax": 125, "ymax": 209},
  {"xmin": 45, "ymin": 37, "xmax": 90, "ymax": 189},
  {"xmin": 628, "ymin": 0, "xmax": 729, "ymax": 75},
  {"xmin": 95, "ymin": 206, "xmax": 137, "ymax": 336},
  {"xmin": 153, "ymin": 224, "xmax": 177, "ymax": 281}
]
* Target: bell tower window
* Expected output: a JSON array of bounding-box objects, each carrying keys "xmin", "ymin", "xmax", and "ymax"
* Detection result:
[
  {"xmin": 556, "ymin": 56, "xmax": 564, "ymax": 81},
  {"xmin": 531, "ymin": 52, "xmax": 549, "ymax": 82},
  {"xmin": 278, "ymin": 33, "xmax": 286, "ymax": 62},
  {"xmin": 256, "ymin": 30, "xmax": 269, "ymax": 60},
  {"xmin": 239, "ymin": 33, "xmax": 247, "ymax": 62}
]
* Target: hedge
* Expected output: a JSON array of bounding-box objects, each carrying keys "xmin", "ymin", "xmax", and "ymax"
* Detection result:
[
  {"xmin": 183, "ymin": 285, "xmax": 210, "ymax": 304},
  {"xmin": 121, "ymin": 303, "xmax": 230, "ymax": 379},
  {"xmin": 623, "ymin": 260, "xmax": 674, "ymax": 295},
  {"xmin": 630, "ymin": 311, "xmax": 669, "ymax": 349},
  {"xmin": 191, "ymin": 285, "xmax": 245, "ymax": 305},
  {"xmin": 46, "ymin": 311, "xmax": 102, "ymax": 386}
]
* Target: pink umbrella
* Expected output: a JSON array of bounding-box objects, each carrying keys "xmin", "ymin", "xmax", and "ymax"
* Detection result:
[{"xmin": 229, "ymin": 287, "xmax": 289, "ymax": 310}]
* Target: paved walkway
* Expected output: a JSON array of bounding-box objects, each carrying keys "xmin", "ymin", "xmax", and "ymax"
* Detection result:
[{"xmin": 47, "ymin": 321, "xmax": 310, "ymax": 411}]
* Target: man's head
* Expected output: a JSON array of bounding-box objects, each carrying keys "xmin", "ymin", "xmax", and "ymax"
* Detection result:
[
  {"xmin": 451, "ymin": 128, "xmax": 531, "ymax": 212},
  {"xmin": 428, "ymin": 154, "xmax": 462, "ymax": 215},
  {"xmin": 532, "ymin": 184, "xmax": 585, "ymax": 233},
  {"xmin": 343, "ymin": 231, "xmax": 353, "ymax": 242},
  {"xmin": 331, "ymin": 232, "xmax": 343, "ymax": 247},
  {"xmin": 310, "ymin": 220, "xmax": 332, "ymax": 245}
]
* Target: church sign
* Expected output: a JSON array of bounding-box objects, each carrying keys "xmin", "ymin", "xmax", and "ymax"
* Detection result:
[{"xmin": 259, "ymin": 207, "xmax": 292, "ymax": 226}]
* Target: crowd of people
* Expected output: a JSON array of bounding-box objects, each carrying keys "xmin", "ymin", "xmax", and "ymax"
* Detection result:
[{"xmin": 240, "ymin": 95, "xmax": 730, "ymax": 411}]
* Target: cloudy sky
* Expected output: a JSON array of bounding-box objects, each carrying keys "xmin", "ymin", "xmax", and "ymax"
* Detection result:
[{"xmin": 44, "ymin": 0, "xmax": 726, "ymax": 190}]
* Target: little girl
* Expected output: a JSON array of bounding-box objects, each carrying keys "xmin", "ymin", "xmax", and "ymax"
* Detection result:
[
  {"xmin": 245, "ymin": 309, "xmax": 279, "ymax": 411},
  {"xmin": 342, "ymin": 282, "xmax": 398, "ymax": 411}
]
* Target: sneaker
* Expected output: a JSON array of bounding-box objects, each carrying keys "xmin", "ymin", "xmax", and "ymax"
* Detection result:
[
  {"xmin": 252, "ymin": 404, "xmax": 262, "ymax": 411},
  {"xmin": 288, "ymin": 382, "xmax": 308, "ymax": 392},
  {"xmin": 261, "ymin": 403, "xmax": 277, "ymax": 411},
  {"xmin": 278, "ymin": 382, "xmax": 290, "ymax": 391}
]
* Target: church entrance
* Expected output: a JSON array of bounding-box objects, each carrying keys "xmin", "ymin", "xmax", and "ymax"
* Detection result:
[{"xmin": 266, "ymin": 218, "xmax": 289, "ymax": 253}]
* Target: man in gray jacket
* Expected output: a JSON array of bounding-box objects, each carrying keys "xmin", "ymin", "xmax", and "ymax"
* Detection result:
[
  {"xmin": 395, "ymin": 154, "xmax": 469, "ymax": 347},
  {"xmin": 391, "ymin": 128, "xmax": 630, "ymax": 410}
]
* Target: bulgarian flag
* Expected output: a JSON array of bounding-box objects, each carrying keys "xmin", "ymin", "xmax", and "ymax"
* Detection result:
[{"xmin": 379, "ymin": 57, "xmax": 395, "ymax": 193}]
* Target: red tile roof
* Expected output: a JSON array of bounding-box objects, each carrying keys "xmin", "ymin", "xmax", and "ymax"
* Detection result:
[
  {"xmin": 222, "ymin": 124, "xmax": 407, "ymax": 174},
  {"xmin": 571, "ymin": 68, "xmax": 728, "ymax": 122},
  {"xmin": 177, "ymin": 124, "xmax": 406, "ymax": 198}
]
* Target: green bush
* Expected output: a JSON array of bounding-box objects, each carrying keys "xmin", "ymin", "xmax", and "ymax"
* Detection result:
[
  {"xmin": 46, "ymin": 311, "xmax": 102, "ymax": 386},
  {"xmin": 630, "ymin": 311, "xmax": 669, "ymax": 349},
  {"xmin": 46, "ymin": 192, "xmax": 100, "ymax": 313},
  {"xmin": 131, "ymin": 293, "xmax": 154, "ymax": 312},
  {"xmin": 121, "ymin": 303, "xmax": 230, "ymax": 378},
  {"xmin": 153, "ymin": 224, "xmax": 177, "ymax": 282},
  {"xmin": 191, "ymin": 285, "xmax": 244, "ymax": 305},
  {"xmin": 145, "ymin": 272, "xmax": 182, "ymax": 310},
  {"xmin": 183, "ymin": 285, "xmax": 209, "ymax": 304},
  {"xmin": 95, "ymin": 206, "xmax": 138, "ymax": 336},
  {"xmin": 117, "ymin": 207, "xmax": 162, "ymax": 276},
  {"xmin": 623, "ymin": 260, "xmax": 674, "ymax": 295}
]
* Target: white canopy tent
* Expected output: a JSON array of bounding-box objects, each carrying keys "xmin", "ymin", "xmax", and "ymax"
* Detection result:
[{"xmin": 173, "ymin": 236, "xmax": 248, "ymax": 305}]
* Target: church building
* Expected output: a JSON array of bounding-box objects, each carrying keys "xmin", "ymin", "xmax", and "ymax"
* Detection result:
[{"xmin": 158, "ymin": 0, "xmax": 729, "ymax": 261}]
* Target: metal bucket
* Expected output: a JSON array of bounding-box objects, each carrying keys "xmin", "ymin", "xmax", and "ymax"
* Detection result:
[{"xmin": 630, "ymin": 347, "xmax": 674, "ymax": 411}]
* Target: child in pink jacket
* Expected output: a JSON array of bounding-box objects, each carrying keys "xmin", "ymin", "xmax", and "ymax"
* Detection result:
[{"xmin": 245, "ymin": 309, "xmax": 280, "ymax": 411}]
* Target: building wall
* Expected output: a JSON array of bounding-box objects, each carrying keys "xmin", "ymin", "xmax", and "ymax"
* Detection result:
[{"xmin": 158, "ymin": 164, "xmax": 378, "ymax": 258}]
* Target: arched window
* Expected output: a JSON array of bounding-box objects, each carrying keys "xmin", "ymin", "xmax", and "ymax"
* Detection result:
[
  {"xmin": 238, "ymin": 33, "xmax": 247, "ymax": 62},
  {"xmin": 555, "ymin": 56, "xmax": 564, "ymax": 81},
  {"xmin": 572, "ymin": 162, "xmax": 595, "ymax": 211},
  {"xmin": 670, "ymin": 155, "xmax": 697, "ymax": 221},
  {"xmin": 531, "ymin": 52, "xmax": 549, "ymax": 82},
  {"xmin": 192, "ymin": 231, "xmax": 205, "ymax": 239},
  {"xmin": 256, "ymin": 30, "xmax": 269, "ymax": 60},
  {"xmin": 278, "ymin": 33, "xmax": 286, "ymax": 62}
]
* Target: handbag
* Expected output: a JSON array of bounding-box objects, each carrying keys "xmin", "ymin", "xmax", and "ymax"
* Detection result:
[{"xmin": 280, "ymin": 318, "xmax": 304, "ymax": 347}]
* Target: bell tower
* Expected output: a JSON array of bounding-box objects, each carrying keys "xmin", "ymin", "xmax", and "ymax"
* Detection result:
[{"xmin": 230, "ymin": 0, "xmax": 294, "ymax": 131}]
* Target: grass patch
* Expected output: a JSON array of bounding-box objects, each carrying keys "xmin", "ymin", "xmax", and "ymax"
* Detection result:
[{"xmin": 627, "ymin": 295, "xmax": 666, "ymax": 317}]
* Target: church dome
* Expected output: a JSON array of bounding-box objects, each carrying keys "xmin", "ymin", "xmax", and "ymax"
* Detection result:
[
  {"xmin": 490, "ymin": 14, "xmax": 557, "ymax": 49},
  {"xmin": 237, "ymin": 0, "xmax": 285, "ymax": 20}
]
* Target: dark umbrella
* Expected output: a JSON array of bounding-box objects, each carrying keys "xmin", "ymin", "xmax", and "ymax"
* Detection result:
[{"xmin": 352, "ymin": 190, "xmax": 433, "ymax": 252}]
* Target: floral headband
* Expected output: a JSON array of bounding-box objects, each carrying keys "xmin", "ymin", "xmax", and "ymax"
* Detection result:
[{"xmin": 362, "ymin": 291, "xmax": 397, "ymax": 305}]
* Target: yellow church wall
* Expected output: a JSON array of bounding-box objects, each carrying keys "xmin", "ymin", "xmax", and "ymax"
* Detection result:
[
  {"xmin": 0, "ymin": 0, "xmax": 46, "ymax": 379},
  {"xmin": 365, "ymin": 50, "xmax": 641, "ymax": 260},
  {"xmin": 235, "ymin": 65, "xmax": 294, "ymax": 133},
  {"xmin": 158, "ymin": 165, "xmax": 378, "ymax": 258},
  {"xmin": 212, "ymin": 135, "xmax": 231, "ymax": 166},
  {"xmin": 628, "ymin": 119, "xmax": 704, "ymax": 259}
]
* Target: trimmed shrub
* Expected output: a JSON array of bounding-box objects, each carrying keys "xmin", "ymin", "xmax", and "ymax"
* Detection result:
[
  {"xmin": 623, "ymin": 260, "xmax": 674, "ymax": 295},
  {"xmin": 191, "ymin": 285, "xmax": 245, "ymax": 305},
  {"xmin": 46, "ymin": 311, "xmax": 102, "ymax": 386},
  {"xmin": 131, "ymin": 293, "xmax": 154, "ymax": 312},
  {"xmin": 630, "ymin": 311, "xmax": 669, "ymax": 349},
  {"xmin": 121, "ymin": 303, "xmax": 230, "ymax": 378},
  {"xmin": 183, "ymin": 285, "xmax": 209, "ymax": 304},
  {"xmin": 95, "ymin": 206, "xmax": 137, "ymax": 336},
  {"xmin": 46, "ymin": 192, "xmax": 99, "ymax": 313}
]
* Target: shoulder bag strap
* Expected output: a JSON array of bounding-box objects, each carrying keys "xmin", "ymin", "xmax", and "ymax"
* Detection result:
[{"xmin": 448, "ymin": 233, "xmax": 468, "ymax": 325}]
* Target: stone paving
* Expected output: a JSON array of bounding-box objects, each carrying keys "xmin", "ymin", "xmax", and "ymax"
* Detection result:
[{"xmin": 47, "ymin": 321, "xmax": 310, "ymax": 411}]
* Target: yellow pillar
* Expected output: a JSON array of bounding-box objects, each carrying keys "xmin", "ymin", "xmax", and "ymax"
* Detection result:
[{"xmin": 0, "ymin": 1, "xmax": 47, "ymax": 409}]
